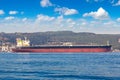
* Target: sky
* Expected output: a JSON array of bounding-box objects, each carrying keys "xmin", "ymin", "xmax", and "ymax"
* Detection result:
[{"xmin": 0, "ymin": 0, "xmax": 120, "ymax": 34}]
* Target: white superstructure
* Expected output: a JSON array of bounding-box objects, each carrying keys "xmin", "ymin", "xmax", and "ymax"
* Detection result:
[{"xmin": 16, "ymin": 37, "xmax": 30, "ymax": 47}]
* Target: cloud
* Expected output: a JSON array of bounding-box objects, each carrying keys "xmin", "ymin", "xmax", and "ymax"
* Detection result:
[
  {"xmin": 0, "ymin": 10, "xmax": 5, "ymax": 15},
  {"xmin": 0, "ymin": 15, "xmax": 119, "ymax": 34},
  {"xmin": 86, "ymin": 0, "xmax": 101, "ymax": 2},
  {"xmin": 103, "ymin": 21, "xmax": 116, "ymax": 26},
  {"xmin": 35, "ymin": 14, "xmax": 79, "ymax": 29},
  {"xmin": 9, "ymin": 11, "xmax": 18, "ymax": 15},
  {"xmin": 117, "ymin": 18, "xmax": 120, "ymax": 22},
  {"xmin": 5, "ymin": 16, "xmax": 15, "ymax": 20},
  {"xmin": 36, "ymin": 14, "xmax": 55, "ymax": 21},
  {"xmin": 40, "ymin": 0, "xmax": 53, "ymax": 7},
  {"xmin": 83, "ymin": 7, "xmax": 109, "ymax": 20},
  {"xmin": 113, "ymin": 0, "xmax": 120, "ymax": 6},
  {"xmin": 55, "ymin": 7, "xmax": 78, "ymax": 16},
  {"xmin": 22, "ymin": 18, "xmax": 27, "ymax": 22}
]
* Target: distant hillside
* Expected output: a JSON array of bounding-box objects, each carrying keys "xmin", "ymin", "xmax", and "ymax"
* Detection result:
[{"xmin": 0, "ymin": 31, "xmax": 120, "ymax": 49}]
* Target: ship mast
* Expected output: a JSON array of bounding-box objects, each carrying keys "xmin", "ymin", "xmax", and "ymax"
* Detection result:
[{"xmin": 107, "ymin": 40, "xmax": 110, "ymax": 46}]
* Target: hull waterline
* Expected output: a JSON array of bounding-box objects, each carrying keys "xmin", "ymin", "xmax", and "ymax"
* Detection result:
[{"xmin": 12, "ymin": 45, "xmax": 112, "ymax": 53}]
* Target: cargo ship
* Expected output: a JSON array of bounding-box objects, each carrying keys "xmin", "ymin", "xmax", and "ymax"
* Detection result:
[{"xmin": 12, "ymin": 38, "xmax": 112, "ymax": 53}]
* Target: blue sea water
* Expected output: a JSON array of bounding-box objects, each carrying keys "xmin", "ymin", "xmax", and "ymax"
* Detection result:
[{"xmin": 0, "ymin": 52, "xmax": 120, "ymax": 80}]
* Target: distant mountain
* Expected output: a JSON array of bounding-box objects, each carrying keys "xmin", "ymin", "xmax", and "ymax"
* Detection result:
[{"xmin": 0, "ymin": 31, "xmax": 120, "ymax": 49}]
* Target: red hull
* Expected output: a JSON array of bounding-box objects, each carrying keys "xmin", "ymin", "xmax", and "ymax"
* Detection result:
[{"xmin": 12, "ymin": 47, "xmax": 111, "ymax": 53}]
